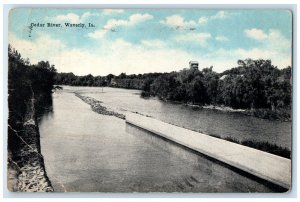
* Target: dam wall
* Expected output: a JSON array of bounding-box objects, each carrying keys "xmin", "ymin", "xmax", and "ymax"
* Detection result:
[{"xmin": 125, "ymin": 112, "xmax": 291, "ymax": 190}]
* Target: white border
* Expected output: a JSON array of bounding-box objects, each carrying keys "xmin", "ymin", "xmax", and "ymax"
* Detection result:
[{"xmin": 1, "ymin": 1, "xmax": 299, "ymax": 201}]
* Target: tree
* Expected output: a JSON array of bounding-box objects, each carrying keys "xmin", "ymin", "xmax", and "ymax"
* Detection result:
[{"xmin": 202, "ymin": 66, "xmax": 219, "ymax": 104}]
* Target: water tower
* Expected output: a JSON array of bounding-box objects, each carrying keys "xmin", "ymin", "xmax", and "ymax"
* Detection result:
[{"xmin": 189, "ymin": 61, "xmax": 199, "ymax": 70}]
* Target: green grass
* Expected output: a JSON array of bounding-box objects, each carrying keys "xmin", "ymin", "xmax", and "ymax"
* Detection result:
[
  {"xmin": 163, "ymin": 120, "xmax": 291, "ymax": 159},
  {"xmin": 221, "ymin": 136, "xmax": 291, "ymax": 159},
  {"xmin": 240, "ymin": 140, "xmax": 290, "ymax": 159}
]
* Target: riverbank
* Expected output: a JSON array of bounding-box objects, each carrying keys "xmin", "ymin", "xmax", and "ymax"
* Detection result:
[
  {"xmin": 7, "ymin": 97, "xmax": 53, "ymax": 192},
  {"xmin": 166, "ymin": 100, "xmax": 290, "ymax": 122},
  {"xmin": 243, "ymin": 108, "xmax": 291, "ymax": 122},
  {"xmin": 202, "ymin": 105, "xmax": 291, "ymax": 122},
  {"xmin": 202, "ymin": 105, "xmax": 245, "ymax": 112},
  {"xmin": 64, "ymin": 86, "xmax": 290, "ymax": 122},
  {"xmin": 74, "ymin": 89, "xmax": 290, "ymax": 159}
]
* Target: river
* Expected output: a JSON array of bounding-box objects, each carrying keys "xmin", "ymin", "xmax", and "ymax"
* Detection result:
[
  {"xmin": 69, "ymin": 86, "xmax": 291, "ymax": 149},
  {"xmin": 39, "ymin": 86, "xmax": 291, "ymax": 192}
]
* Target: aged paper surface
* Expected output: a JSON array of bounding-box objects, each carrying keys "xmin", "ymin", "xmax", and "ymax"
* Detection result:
[{"xmin": 7, "ymin": 8, "xmax": 292, "ymax": 192}]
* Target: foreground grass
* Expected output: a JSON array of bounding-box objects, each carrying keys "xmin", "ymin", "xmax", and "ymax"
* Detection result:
[
  {"xmin": 210, "ymin": 135, "xmax": 291, "ymax": 159},
  {"xmin": 241, "ymin": 140, "xmax": 290, "ymax": 159}
]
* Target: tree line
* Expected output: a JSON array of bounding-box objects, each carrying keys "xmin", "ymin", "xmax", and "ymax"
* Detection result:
[
  {"xmin": 55, "ymin": 59, "xmax": 291, "ymax": 113},
  {"xmin": 8, "ymin": 45, "xmax": 57, "ymax": 155},
  {"xmin": 54, "ymin": 72, "xmax": 163, "ymax": 89}
]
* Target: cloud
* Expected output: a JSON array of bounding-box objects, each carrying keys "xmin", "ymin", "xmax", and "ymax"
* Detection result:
[
  {"xmin": 198, "ymin": 11, "xmax": 230, "ymax": 26},
  {"xmin": 162, "ymin": 12, "xmax": 229, "ymax": 29},
  {"xmin": 129, "ymin": 13, "xmax": 154, "ymax": 24},
  {"xmin": 9, "ymin": 32, "xmax": 66, "ymax": 64},
  {"xmin": 244, "ymin": 28, "xmax": 291, "ymax": 53},
  {"xmin": 55, "ymin": 38, "xmax": 197, "ymax": 75},
  {"xmin": 235, "ymin": 48, "xmax": 290, "ymax": 69},
  {"xmin": 211, "ymin": 11, "xmax": 228, "ymax": 20},
  {"xmin": 198, "ymin": 17, "xmax": 209, "ymax": 25},
  {"xmin": 265, "ymin": 29, "xmax": 291, "ymax": 52},
  {"xmin": 245, "ymin": 28, "xmax": 268, "ymax": 40},
  {"xmin": 46, "ymin": 12, "xmax": 99, "ymax": 24},
  {"xmin": 105, "ymin": 13, "xmax": 153, "ymax": 29},
  {"xmin": 175, "ymin": 32, "xmax": 211, "ymax": 46},
  {"xmin": 81, "ymin": 12, "xmax": 99, "ymax": 20},
  {"xmin": 87, "ymin": 30, "xmax": 107, "ymax": 39},
  {"xmin": 215, "ymin": 36, "xmax": 229, "ymax": 42},
  {"xmin": 88, "ymin": 13, "xmax": 154, "ymax": 39},
  {"xmin": 102, "ymin": 9, "xmax": 124, "ymax": 15},
  {"xmin": 160, "ymin": 15, "xmax": 197, "ymax": 29},
  {"xmin": 141, "ymin": 39, "xmax": 166, "ymax": 48},
  {"xmin": 51, "ymin": 13, "xmax": 80, "ymax": 23},
  {"xmin": 211, "ymin": 29, "xmax": 291, "ymax": 69},
  {"xmin": 250, "ymin": 29, "xmax": 291, "ymax": 65},
  {"xmin": 9, "ymin": 27, "xmax": 291, "ymax": 77},
  {"xmin": 9, "ymin": 33, "xmax": 197, "ymax": 75}
]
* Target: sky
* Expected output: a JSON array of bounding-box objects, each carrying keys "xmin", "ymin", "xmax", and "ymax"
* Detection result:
[{"xmin": 9, "ymin": 8, "xmax": 292, "ymax": 76}]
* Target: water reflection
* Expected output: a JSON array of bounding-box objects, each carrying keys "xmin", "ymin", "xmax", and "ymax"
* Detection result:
[
  {"xmin": 125, "ymin": 123, "xmax": 285, "ymax": 192},
  {"xmin": 36, "ymin": 92, "xmax": 54, "ymax": 123},
  {"xmin": 76, "ymin": 86, "xmax": 291, "ymax": 149},
  {"xmin": 39, "ymin": 88, "xmax": 287, "ymax": 192}
]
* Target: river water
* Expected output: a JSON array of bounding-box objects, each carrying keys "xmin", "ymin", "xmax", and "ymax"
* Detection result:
[
  {"xmin": 71, "ymin": 86, "xmax": 291, "ymax": 149},
  {"xmin": 39, "ymin": 86, "xmax": 291, "ymax": 192}
]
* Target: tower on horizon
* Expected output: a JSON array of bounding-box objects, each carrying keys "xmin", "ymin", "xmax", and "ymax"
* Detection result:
[{"xmin": 189, "ymin": 61, "xmax": 199, "ymax": 70}]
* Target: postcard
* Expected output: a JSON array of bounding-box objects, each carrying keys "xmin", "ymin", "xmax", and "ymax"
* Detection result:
[{"xmin": 7, "ymin": 8, "xmax": 292, "ymax": 193}]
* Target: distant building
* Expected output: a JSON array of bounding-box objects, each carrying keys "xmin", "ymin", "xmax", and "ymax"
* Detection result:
[
  {"xmin": 189, "ymin": 61, "xmax": 199, "ymax": 70},
  {"xmin": 110, "ymin": 78, "xmax": 117, "ymax": 86}
]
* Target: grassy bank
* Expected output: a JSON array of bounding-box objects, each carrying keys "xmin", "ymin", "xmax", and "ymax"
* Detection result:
[
  {"xmin": 243, "ymin": 108, "xmax": 291, "ymax": 121},
  {"xmin": 211, "ymin": 135, "xmax": 290, "ymax": 159},
  {"xmin": 148, "ymin": 117, "xmax": 291, "ymax": 159},
  {"xmin": 177, "ymin": 126, "xmax": 291, "ymax": 159}
]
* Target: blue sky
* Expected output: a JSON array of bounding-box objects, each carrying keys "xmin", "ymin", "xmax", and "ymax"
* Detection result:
[{"xmin": 9, "ymin": 8, "xmax": 292, "ymax": 76}]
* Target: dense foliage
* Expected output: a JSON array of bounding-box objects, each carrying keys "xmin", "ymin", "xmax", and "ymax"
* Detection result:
[
  {"xmin": 55, "ymin": 72, "xmax": 163, "ymax": 89},
  {"xmin": 146, "ymin": 60, "xmax": 291, "ymax": 111},
  {"xmin": 8, "ymin": 45, "xmax": 56, "ymax": 154},
  {"xmin": 55, "ymin": 59, "xmax": 291, "ymax": 112},
  {"xmin": 8, "ymin": 47, "xmax": 291, "ymax": 159}
]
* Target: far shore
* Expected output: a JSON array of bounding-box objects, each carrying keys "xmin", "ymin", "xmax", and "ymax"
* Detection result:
[
  {"xmin": 70, "ymin": 90, "xmax": 290, "ymax": 159},
  {"xmin": 150, "ymin": 96, "xmax": 290, "ymax": 122},
  {"xmin": 56, "ymin": 85, "xmax": 291, "ymax": 122}
]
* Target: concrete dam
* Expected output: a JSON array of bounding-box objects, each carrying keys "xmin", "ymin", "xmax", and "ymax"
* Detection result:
[{"xmin": 126, "ymin": 112, "xmax": 291, "ymax": 190}]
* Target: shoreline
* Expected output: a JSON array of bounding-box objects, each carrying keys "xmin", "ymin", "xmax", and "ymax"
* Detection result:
[
  {"xmin": 164, "ymin": 99, "xmax": 290, "ymax": 122},
  {"xmin": 73, "ymin": 91, "xmax": 290, "ymax": 159},
  {"xmin": 7, "ymin": 97, "xmax": 53, "ymax": 192},
  {"xmin": 202, "ymin": 104, "xmax": 246, "ymax": 113},
  {"xmin": 59, "ymin": 85, "xmax": 291, "ymax": 122}
]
